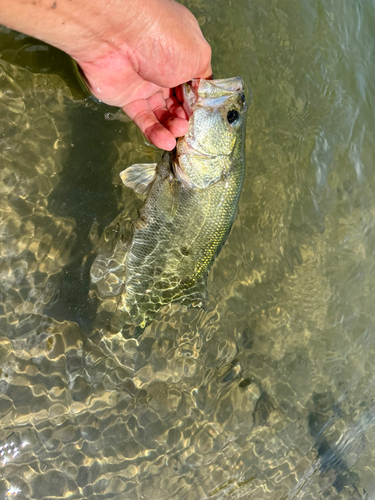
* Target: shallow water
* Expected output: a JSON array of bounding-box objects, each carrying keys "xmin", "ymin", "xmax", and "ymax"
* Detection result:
[{"xmin": 1, "ymin": 1, "xmax": 375, "ymax": 498}]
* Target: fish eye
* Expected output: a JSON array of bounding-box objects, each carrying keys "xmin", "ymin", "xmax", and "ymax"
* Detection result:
[{"xmin": 227, "ymin": 109, "xmax": 240, "ymax": 125}]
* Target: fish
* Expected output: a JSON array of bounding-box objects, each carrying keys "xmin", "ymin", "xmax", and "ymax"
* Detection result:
[{"xmin": 90, "ymin": 77, "xmax": 248, "ymax": 330}]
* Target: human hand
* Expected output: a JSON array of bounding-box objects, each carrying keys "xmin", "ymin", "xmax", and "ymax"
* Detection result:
[
  {"xmin": 0, "ymin": 0, "xmax": 211, "ymax": 150},
  {"xmin": 74, "ymin": 0, "xmax": 212, "ymax": 150}
]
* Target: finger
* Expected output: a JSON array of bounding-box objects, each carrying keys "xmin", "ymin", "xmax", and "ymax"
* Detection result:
[
  {"xmin": 147, "ymin": 93, "xmax": 189, "ymax": 136},
  {"xmin": 145, "ymin": 122, "xmax": 177, "ymax": 151},
  {"xmin": 152, "ymin": 105, "xmax": 189, "ymax": 138},
  {"xmin": 124, "ymin": 100, "xmax": 176, "ymax": 151},
  {"xmin": 175, "ymin": 85, "xmax": 184, "ymax": 105},
  {"xmin": 147, "ymin": 93, "xmax": 182, "ymax": 128},
  {"xmin": 158, "ymin": 115, "xmax": 189, "ymax": 138},
  {"xmin": 166, "ymin": 96, "xmax": 188, "ymax": 119},
  {"xmin": 147, "ymin": 90, "xmax": 169, "ymax": 113}
]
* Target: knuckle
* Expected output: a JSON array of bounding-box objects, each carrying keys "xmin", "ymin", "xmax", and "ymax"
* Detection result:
[{"xmin": 202, "ymin": 40, "xmax": 212, "ymax": 63}]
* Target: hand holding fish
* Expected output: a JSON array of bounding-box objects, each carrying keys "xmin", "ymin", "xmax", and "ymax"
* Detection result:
[
  {"xmin": 75, "ymin": 0, "xmax": 212, "ymax": 150},
  {"xmin": 0, "ymin": 0, "xmax": 212, "ymax": 150}
]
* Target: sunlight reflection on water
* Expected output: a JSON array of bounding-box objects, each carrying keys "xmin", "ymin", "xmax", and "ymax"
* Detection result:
[{"xmin": 0, "ymin": 0, "xmax": 375, "ymax": 498}]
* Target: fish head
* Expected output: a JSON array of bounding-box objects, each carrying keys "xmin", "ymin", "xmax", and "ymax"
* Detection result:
[{"xmin": 175, "ymin": 77, "xmax": 248, "ymax": 189}]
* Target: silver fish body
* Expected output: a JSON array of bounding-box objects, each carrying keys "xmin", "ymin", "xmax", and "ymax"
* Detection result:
[{"xmin": 91, "ymin": 77, "xmax": 248, "ymax": 329}]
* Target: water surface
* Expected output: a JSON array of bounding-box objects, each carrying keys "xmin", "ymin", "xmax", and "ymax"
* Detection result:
[{"xmin": 1, "ymin": 1, "xmax": 375, "ymax": 498}]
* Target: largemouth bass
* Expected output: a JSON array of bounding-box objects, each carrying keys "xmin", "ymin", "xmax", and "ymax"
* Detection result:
[{"xmin": 91, "ymin": 77, "xmax": 247, "ymax": 330}]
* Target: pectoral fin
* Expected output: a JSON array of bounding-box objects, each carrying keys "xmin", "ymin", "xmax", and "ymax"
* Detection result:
[{"xmin": 120, "ymin": 163, "xmax": 158, "ymax": 195}]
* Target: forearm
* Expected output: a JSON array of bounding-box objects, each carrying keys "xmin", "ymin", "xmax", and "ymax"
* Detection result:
[
  {"xmin": 0, "ymin": 0, "xmax": 148, "ymax": 60},
  {"xmin": 0, "ymin": 0, "xmax": 210, "ymax": 78}
]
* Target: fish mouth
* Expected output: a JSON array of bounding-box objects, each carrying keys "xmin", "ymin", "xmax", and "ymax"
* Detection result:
[
  {"xmin": 182, "ymin": 77, "xmax": 245, "ymax": 117},
  {"xmin": 189, "ymin": 76, "xmax": 244, "ymax": 94},
  {"xmin": 200, "ymin": 77, "xmax": 244, "ymax": 93}
]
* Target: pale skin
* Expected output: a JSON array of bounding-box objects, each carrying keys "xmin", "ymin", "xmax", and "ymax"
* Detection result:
[{"xmin": 0, "ymin": 0, "xmax": 212, "ymax": 150}]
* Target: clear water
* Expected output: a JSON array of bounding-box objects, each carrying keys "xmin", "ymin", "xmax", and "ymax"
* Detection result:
[{"xmin": 0, "ymin": 1, "xmax": 375, "ymax": 498}]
